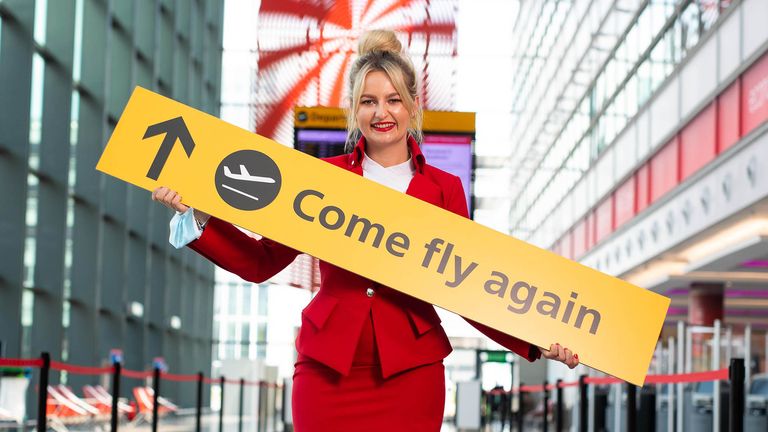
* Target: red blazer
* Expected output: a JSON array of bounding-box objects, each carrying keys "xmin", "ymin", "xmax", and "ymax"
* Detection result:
[{"xmin": 189, "ymin": 136, "xmax": 539, "ymax": 378}]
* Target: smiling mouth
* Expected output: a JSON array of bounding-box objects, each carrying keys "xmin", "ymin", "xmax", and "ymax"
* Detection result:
[{"xmin": 371, "ymin": 122, "xmax": 395, "ymax": 132}]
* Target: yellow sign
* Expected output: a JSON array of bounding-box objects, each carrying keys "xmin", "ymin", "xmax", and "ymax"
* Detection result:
[
  {"xmin": 97, "ymin": 87, "xmax": 669, "ymax": 386},
  {"xmin": 295, "ymin": 106, "xmax": 476, "ymax": 133}
]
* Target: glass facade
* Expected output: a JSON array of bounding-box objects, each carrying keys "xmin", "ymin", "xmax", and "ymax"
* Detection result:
[
  {"xmin": 0, "ymin": 0, "xmax": 224, "ymax": 410},
  {"xmin": 502, "ymin": 0, "xmax": 736, "ymax": 247},
  {"xmin": 212, "ymin": 274, "xmax": 270, "ymax": 363}
]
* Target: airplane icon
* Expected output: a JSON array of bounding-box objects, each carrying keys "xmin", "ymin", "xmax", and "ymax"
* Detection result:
[
  {"xmin": 223, "ymin": 165, "xmax": 276, "ymax": 184},
  {"xmin": 215, "ymin": 150, "xmax": 282, "ymax": 210}
]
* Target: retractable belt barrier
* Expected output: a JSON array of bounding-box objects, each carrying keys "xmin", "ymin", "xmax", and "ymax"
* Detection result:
[
  {"xmin": 500, "ymin": 362, "xmax": 743, "ymax": 432},
  {"xmin": 1, "ymin": 355, "xmax": 747, "ymax": 432},
  {"xmin": 0, "ymin": 353, "xmax": 282, "ymax": 432}
]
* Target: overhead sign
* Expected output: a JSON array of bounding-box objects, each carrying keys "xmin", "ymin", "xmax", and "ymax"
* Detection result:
[{"xmin": 97, "ymin": 87, "xmax": 670, "ymax": 386}]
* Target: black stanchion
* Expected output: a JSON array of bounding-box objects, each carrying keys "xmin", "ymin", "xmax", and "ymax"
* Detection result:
[
  {"xmin": 36, "ymin": 352, "xmax": 50, "ymax": 432},
  {"xmin": 501, "ymin": 389, "xmax": 509, "ymax": 431},
  {"xmin": 272, "ymin": 382, "xmax": 279, "ymax": 432},
  {"xmin": 152, "ymin": 367, "xmax": 160, "ymax": 432},
  {"xmin": 239, "ymin": 378, "xmax": 245, "ymax": 432},
  {"xmin": 543, "ymin": 381, "xmax": 549, "ymax": 432},
  {"xmin": 258, "ymin": 382, "xmax": 267, "ymax": 432},
  {"xmin": 730, "ymin": 358, "xmax": 745, "ymax": 432},
  {"xmin": 111, "ymin": 361, "xmax": 121, "ymax": 432},
  {"xmin": 627, "ymin": 383, "xmax": 636, "ymax": 432},
  {"xmin": 555, "ymin": 379, "xmax": 563, "ymax": 432},
  {"xmin": 220, "ymin": 375, "xmax": 226, "ymax": 432},
  {"xmin": 578, "ymin": 375, "xmax": 587, "ymax": 432},
  {"xmin": 517, "ymin": 383, "xmax": 525, "ymax": 432},
  {"xmin": 196, "ymin": 372, "xmax": 204, "ymax": 432}
]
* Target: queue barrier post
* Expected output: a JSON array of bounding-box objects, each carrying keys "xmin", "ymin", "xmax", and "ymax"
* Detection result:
[
  {"xmin": 220, "ymin": 375, "xmax": 226, "ymax": 432},
  {"xmin": 111, "ymin": 360, "xmax": 121, "ymax": 432},
  {"xmin": 730, "ymin": 358, "xmax": 744, "ymax": 432},
  {"xmin": 239, "ymin": 378, "xmax": 245, "ymax": 432},
  {"xmin": 555, "ymin": 379, "xmax": 563, "ymax": 432},
  {"xmin": 578, "ymin": 375, "xmax": 587, "ymax": 432},
  {"xmin": 152, "ymin": 366, "xmax": 160, "ymax": 432},
  {"xmin": 196, "ymin": 372, "xmax": 204, "ymax": 432},
  {"xmin": 626, "ymin": 382, "xmax": 636, "ymax": 432},
  {"xmin": 36, "ymin": 352, "xmax": 50, "ymax": 432},
  {"xmin": 543, "ymin": 380, "xmax": 549, "ymax": 432},
  {"xmin": 517, "ymin": 382, "xmax": 525, "ymax": 432}
]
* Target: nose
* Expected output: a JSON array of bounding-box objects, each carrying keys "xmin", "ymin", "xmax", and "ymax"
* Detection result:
[{"xmin": 374, "ymin": 103, "xmax": 387, "ymax": 119}]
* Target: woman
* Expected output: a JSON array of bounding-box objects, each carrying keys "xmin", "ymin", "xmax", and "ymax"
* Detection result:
[{"xmin": 153, "ymin": 30, "xmax": 578, "ymax": 431}]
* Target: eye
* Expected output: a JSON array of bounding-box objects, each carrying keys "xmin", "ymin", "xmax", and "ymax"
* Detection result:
[
  {"xmin": 360, "ymin": 99, "xmax": 375, "ymax": 105},
  {"xmin": 388, "ymin": 98, "xmax": 402, "ymax": 104}
]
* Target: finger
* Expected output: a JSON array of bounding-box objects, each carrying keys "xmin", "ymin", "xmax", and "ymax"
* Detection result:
[
  {"xmin": 570, "ymin": 353, "xmax": 580, "ymax": 369},
  {"xmin": 564, "ymin": 348, "xmax": 574, "ymax": 366},
  {"xmin": 542, "ymin": 344, "xmax": 555, "ymax": 359},
  {"xmin": 547, "ymin": 343, "xmax": 561, "ymax": 360},
  {"xmin": 157, "ymin": 187, "xmax": 173, "ymax": 203},
  {"xmin": 554, "ymin": 343, "xmax": 565, "ymax": 361},
  {"xmin": 151, "ymin": 187, "xmax": 166, "ymax": 201},
  {"xmin": 171, "ymin": 194, "xmax": 188, "ymax": 213},
  {"xmin": 163, "ymin": 191, "xmax": 178, "ymax": 206}
]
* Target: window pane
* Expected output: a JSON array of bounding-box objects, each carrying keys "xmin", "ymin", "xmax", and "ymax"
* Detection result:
[
  {"xmin": 242, "ymin": 284, "xmax": 251, "ymax": 315},
  {"xmin": 33, "ymin": 0, "xmax": 47, "ymax": 46},
  {"xmin": 258, "ymin": 284, "xmax": 268, "ymax": 316},
  {"xmin": 228, "ymin": 283, "xmax": 238, "ymax": 315}
]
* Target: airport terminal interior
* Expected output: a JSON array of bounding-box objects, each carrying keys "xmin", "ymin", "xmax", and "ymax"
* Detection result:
[{"xmin": 1, "ymin": 0, "xmax": 768, "ymax": 430}]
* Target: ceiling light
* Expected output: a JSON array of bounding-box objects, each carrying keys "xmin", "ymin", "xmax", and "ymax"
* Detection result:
[{"xmin": 678, "ymin": 217, "xmax": 768, "ymax": 263}]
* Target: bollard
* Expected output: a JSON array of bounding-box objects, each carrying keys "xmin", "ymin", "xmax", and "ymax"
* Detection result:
[
  {"xmin": 627, "ymin": 383, "xmax": 636, "ymax": 432},
  {"xmin": 258, "ymin": 381, "xmax": 267, "ymax": 432},
  {"xmin": 152, "ymin": 367, "xmax": 160, "ymax": 432},
  {"xmin": 220, "ymin": 376, "xmax": 226, "ymax": 432},
  {"xmin": 578, "ymin": 375, "xmax": 587, "ymax": 432},
  {"xmin": 501, "ymin": 389, "xmax": 509, "ymax": 431},
  {"xmin": 730, "ymin": 358, "xmax": 744, "ymax": 432},
  {"xmin": 517, "ymin": 383, "xmax": 525, "ymax": 432},
  {"xmin": 556, "ymin": 379, "xmax": 563, "ymax": 432},
  {"xmin": 239, "ymin": 378, "xmax": 245, "ymax": 432},
  {"xmin": 543, "ymin": 380, "xmax": 549, "ymax": 432},
  {"xmin": 196, "ymin": 372, "xmax": 204, "ymax": 432},
  {"xmin": 111, "ymin": 361, "xmax": 121, "ymax": 432},
  {"xmin": 36, "ymin": 352, "xmax": 50, "ymax": 432}
]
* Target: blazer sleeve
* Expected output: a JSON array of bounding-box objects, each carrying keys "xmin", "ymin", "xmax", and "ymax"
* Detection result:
[
  {"xmin": 443, "ymin": 174, "xmax": 541, "ymax": 362},
  {"xmin": 187, "ymin": 216, "xmax": 302, "ymax": 284}
]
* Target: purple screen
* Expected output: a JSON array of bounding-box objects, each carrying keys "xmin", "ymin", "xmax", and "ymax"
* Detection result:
[{"xmin": 295, "ymin": 130, "xmax": 474, "ymax": 214}]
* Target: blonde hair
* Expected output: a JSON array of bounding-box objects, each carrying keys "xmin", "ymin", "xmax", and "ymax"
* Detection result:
[{"xmin": 345, "ymin": 30, "xmax": 423, "ymax": 152}]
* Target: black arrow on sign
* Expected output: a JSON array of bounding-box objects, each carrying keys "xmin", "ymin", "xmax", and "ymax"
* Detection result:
[{"xmin": 143, "ymin": 116, "xmax": 196, "ymax": 180}]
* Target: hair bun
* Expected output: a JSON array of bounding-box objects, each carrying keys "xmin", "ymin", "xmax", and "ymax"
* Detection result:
[{"xmin": 358, "ymin": 30, "xmax": 402, "ymax": 55}]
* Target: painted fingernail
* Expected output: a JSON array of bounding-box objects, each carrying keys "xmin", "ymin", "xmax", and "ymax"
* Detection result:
[{"xmin": 574, "ymin": 354, "xmax": 579, "ymax": 359}]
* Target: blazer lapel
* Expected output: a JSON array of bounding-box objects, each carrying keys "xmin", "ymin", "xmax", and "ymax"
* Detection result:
[{"xmin": 405, "ymin": 172, "xmax": 443, "ymax": 207}]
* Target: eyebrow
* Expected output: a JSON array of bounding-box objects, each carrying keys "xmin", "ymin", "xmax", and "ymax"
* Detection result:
[{"xmin": 360, "ymin": 93, "xmax": 401, "ymax": 99}]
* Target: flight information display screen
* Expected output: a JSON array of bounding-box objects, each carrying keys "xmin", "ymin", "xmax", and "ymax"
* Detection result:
[{"xmin": 294, "ymin": 129, "xmax": 474, "ymax": 214}]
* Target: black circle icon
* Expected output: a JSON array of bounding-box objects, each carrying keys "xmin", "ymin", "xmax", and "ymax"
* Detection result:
[{"xmin": 214, "ymin": 150, "xmax": 282, "ymax": 211}]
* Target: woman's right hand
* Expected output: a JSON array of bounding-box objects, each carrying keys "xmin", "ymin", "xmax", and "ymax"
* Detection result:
[{"xmin": 152, "ymin": 187, "xmax": 211, "ymax": 224}]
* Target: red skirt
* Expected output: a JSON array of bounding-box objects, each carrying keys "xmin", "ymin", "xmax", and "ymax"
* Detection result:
[{"xmin": 292, "ymin": 315, "xmax": 445, "ymax": 431}]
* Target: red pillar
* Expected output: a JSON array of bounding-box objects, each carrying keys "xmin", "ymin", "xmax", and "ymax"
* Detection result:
[
  {"xmin": 688, "ymin": 283, "xmax": 724, "ymax": 371},
  {"xmin": 688, "ymin": 283, "xmax": 724, "ymax": 326}
]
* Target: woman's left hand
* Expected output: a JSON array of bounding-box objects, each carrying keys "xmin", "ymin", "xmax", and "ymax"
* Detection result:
[{"xmin": 539, "ymin": 343, "xmax": 579, "ymax": 369}]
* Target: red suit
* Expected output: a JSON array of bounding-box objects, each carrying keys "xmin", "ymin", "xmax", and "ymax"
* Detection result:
[{"xmin": 189, "ymin": 137, "xmax": 539, "ymax": 431}]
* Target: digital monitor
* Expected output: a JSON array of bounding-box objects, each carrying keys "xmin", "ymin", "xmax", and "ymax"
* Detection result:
[{"xmin": 294, "ymin": 129, "xmax": 474, "ymax": 215}]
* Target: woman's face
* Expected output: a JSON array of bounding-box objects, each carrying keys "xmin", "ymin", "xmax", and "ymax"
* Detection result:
[{"xmin": 355, "ymin": 70, "xmax": 412, "ymax": 153}]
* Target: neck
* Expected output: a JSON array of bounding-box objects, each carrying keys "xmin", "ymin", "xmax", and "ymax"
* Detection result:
[{"xmin": 365, "ymin": 138, "xmax": 410, "ymax": 167}]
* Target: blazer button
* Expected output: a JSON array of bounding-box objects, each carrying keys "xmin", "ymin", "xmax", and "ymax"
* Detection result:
[{"xmin": 366, "ymin": 288, "xmax": 375, "ymax": 298}]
